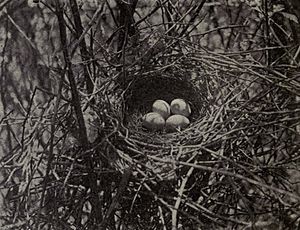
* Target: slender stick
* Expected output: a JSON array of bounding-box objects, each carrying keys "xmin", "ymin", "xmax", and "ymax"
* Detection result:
[
  {"xmin": 55, "ymin": 0, "xmax": 88, "ymax": 147},
  {"xmin": 69, "ymin": 0, "xmax": 93, "ymax": 95},
  {"xmin": 264, "ymin": 0, "xmax": 270, "ymax": 65}
]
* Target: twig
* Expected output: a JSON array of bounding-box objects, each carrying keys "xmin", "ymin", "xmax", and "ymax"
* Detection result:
[
  {"xmin": 55, "ymin": 0, "xmax": 88, "ymax": 146},
  {"xmin": 179, "ymin": 0, "xmax": 206, "ymax": 37},
  {"xmin": 0, "ymin": 0, "xmax": 10, "ymax": 11},
  {"xmin": 264, "ymin": 0, "xmax": 270, "ymax": 65},
  {"xmin": 172, "ymin": 160, "xmax": 196, "ymax": 230},
  {"xmin": 69, "ymin": 0, "xmax": 95, "ymax": 95},
  {"xmin": 38, "ymin": 66, "xmax": 65, "ymax": 226},
  {"xmin": 70, "ymin": 3, "xmax": 104, "ymax": 58},
  {"xmin": 147, "ymin": 155, "xmax": 300, "ymax": 201},
  {"xmin": 99, "ymin": 168, "xmax": 132, "ymax": 229}
]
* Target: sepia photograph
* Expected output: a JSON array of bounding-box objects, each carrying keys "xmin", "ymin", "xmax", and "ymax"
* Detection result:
[{"xmin": 0, "ymin": 0, "xmax": 300, "ymax": 229}]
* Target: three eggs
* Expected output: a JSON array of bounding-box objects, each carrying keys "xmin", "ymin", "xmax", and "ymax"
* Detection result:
[{"xmin": 142, "ymin": 99, "xmax": 191, "ymax": 132}]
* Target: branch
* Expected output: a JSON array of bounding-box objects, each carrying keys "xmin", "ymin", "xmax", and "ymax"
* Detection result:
[
  {"xmin": 179, "ymin": 0, "xmax": 206, "ymax": 37},
  {"xmin": 69, "ymin": 0, "xmax": 93, "ymax": 95},
  {"xmin": 116, "ymin": 0, "xmax": 138, "ymax": 53},
  {"xmin": 0, "ymin": 0, "xmax": 10, "ymax": 11},
  {"xmin": 55, "ymin": 0, "xmax": 88, "ymax": 147},
  {"xmin": 99, "ymin": 168, "xmax": 132, "ymax": 229}
]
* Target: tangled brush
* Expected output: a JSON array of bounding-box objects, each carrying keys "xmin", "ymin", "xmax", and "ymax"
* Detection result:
[
  {"xmin": 3, "ymin": 42, "xmax": 300, "ymax": 230},
  {"xmin": 2, "ymin": 1, "xmax": 300, "ymax": 230},
  {"xmin": 77, "ymin": 42, "xmax": 300, "ymax": 229}
]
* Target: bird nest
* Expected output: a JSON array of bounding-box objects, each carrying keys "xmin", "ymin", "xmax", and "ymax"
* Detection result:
[
  {"xmin": 50, "ymin": 50, "xmax": 300, "ymax": 229},
  {"xmin": 82, "ymin": 51, "xmax": 300, "ymax": 229},
  {"xmin": 124, "ymin": 72, "xmax": 208, "ymax": 132}
]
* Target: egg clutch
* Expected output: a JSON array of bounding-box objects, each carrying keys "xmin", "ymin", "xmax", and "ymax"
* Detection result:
[{"xmin": 142, "ymin": 99, "xmax": 191, "ymax": 132}]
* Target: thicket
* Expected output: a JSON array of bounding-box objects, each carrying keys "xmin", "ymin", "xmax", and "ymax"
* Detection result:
[{"xmin": 0, "ymin": 0, "xmax": 300, "ymax": 229}]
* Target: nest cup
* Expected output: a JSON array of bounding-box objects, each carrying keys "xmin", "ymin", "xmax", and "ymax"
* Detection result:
[
  {"xmin": 104, "ymin": 70, "xmax": 214, "ymax": 227},
  {"xmin": 123, "ymin": 73, "xmax": 208, "ymax": 133}
]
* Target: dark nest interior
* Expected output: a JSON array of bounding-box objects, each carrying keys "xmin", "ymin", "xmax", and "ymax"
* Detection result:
[{"xmin": 123, "ymin": 72, "xmax": 209, "ymax": 133}]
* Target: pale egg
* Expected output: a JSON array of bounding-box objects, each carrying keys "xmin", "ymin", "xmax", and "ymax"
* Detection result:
[
  {"xmin": 165, "ymin": 114, "xmax": 190, "ymax": 132},
  {"xmin": 152, "ymin": 99, "xmax": 171, "ymax": 119},
  {"xmin": 170, "ymin": 98, "xmax": 191, "ymax": 117},
  {"xmin": 142, "ymin": 112, "xmax": 165, "ymax": 131}
]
